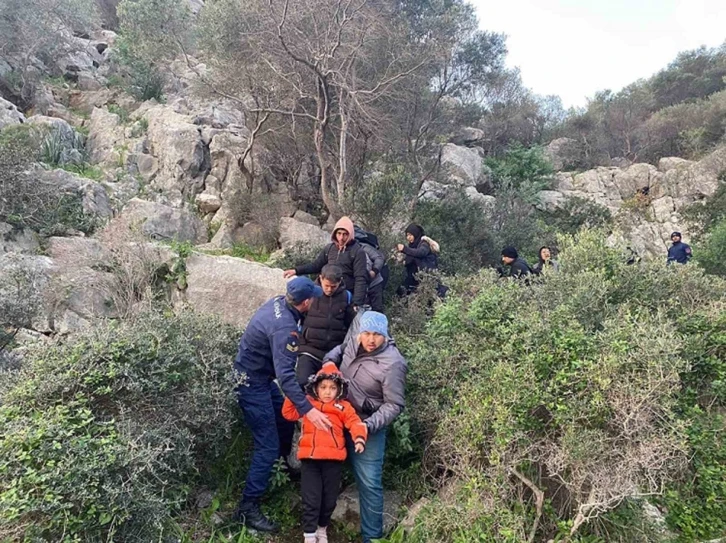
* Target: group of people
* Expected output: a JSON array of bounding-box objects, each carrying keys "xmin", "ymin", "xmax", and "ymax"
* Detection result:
[
  {"xmin": 231, "ymin": 218, "xmax": 693, "ymax": 543},
  {"xmin": 233, "ymin": 216, "xmax": 432, "ymax": 543}
]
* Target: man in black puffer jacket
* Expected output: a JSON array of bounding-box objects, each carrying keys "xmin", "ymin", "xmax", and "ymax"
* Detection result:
[
  {"xmin": 284, "ymin": 216, "xmax": 369, "ymax": 308},
  {"xmin": 296, "ymin": 264, "xmax": 356, "ymax": 387}
]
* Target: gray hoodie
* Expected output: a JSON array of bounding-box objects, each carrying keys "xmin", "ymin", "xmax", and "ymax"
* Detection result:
[{"xmin": 324, "ymin": 338, "xmax": 407, "ymax": 434}]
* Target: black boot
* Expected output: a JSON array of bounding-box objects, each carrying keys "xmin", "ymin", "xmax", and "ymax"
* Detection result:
[{"xmin": 235, "ymin": 501, "xmax": 279, "ymax": 533}]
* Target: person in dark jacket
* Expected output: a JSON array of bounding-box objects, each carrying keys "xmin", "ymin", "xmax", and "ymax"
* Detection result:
[
  {"xmin": 532, "ymin": 246, "xmax": 559, "ymax": 275},
  {"xmin": 396, "ymin": 223, "xmax": 440, "ymax": 294},
  {"xmin": 296, "ymin": 264, "xmax": 355, "ymax": 387},
  {"xmin": 499, "ymin": 246, "xmax": 532, "ymax": 278},
  {"xmin": 233, "ymin": 277, "xmax": 333, "ymax": 533},
  {"xmin": 324, "ymin": 311, "xmax": 407, "ymax": 543},
  {"xmin": 284, "ymin": 216, "xmax": 369, "ymax": 308},
  {"xmin": 354, "ymin": 224, "xmax": 386, "ymax": 312},
  {"xmin": 667, "ymin": 231, "xmax": 692, "ymax": 265}
]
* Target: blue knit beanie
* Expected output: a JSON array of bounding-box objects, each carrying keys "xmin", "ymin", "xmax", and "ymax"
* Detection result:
[{"xmin": 359, "ymin": 311, "xmax": 389, "ymax": 337}]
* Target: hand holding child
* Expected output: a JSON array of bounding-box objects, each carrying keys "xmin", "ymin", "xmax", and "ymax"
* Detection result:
[{"xmin": 354, "ymin": 442, "xmax": 365, "ymax": 454}]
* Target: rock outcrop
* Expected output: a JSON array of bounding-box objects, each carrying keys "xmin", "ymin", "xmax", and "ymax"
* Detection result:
[{"xmin": 113, "ymin": 198, "xmax": 208, "ymax": 244}]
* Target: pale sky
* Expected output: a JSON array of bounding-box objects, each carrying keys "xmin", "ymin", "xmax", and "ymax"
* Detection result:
[{"xmin": 470, "ymin": 0, "xmax": 726, "ymax": 108}]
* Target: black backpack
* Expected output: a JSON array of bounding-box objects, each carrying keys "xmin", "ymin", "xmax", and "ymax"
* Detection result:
[{"xmin": 353, "ymin": 225, "xmax": 380, "ymax": 249}]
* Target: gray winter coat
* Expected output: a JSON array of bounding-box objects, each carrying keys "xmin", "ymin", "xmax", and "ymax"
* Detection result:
[
  {"xmin": 324, "ymin": 338, "xmax": 407, "ymax": 434},
  {"xmin": 360, "ymin": 244, "xmax": 385, "ymax": 288}
]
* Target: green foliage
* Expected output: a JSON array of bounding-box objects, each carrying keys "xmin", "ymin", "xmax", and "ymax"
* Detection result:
[
  {"xmin": 0, "ymin": 308, "xmax": 240, "ymax": 542},
  {"xmin": 485, "ymin": 143, "xmax": 554, "ymax": 191},
  {"xmin": 107, "ymin": 104, "xmax": 131, "ymax": 124},
  {"xmin": 58, "ymin": 162, "xmax": 105, "ymax": 181},
  {"xmin": 695, "ymin": 218, "xmax": 726, "ymax": 277},
  {"xmin": 351, "ymin": 165, "xmax": 416, "ymax": 234},
  {"xmin": 414, "ymin": 190, "xmax": 495, "ymax": 273},
  {"xmin": 681, "ymin": 180, "xmax": 726, "ymax": 238},
  {"xmin": 541, "ymin": 196, "xmax": 613, "ymax": 236},
  {"xmin": 394, "ymin": 230, "xmax": 726, "ymax": 542}
]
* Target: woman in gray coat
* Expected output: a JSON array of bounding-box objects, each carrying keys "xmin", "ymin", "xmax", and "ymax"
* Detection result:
[{"xmin": 324, "ymin": 311, "xmax": 407, "ymax": 543}]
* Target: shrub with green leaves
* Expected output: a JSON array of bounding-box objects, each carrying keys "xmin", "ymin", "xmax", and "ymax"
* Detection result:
[
  {"xmin": 0, "ymin": 308, "xmax": 240, "ymax": 541},
  {"xmin": 394, "ymin": 230, "xmax": 726, "ymax": 542}
]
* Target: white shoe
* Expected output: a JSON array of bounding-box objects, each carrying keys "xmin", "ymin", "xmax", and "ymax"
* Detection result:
[
  {"xmin": 316, "ymin": 526, "xmax": 328, "ymax": 543},
  {"xmin": 304, "ymin": 534, "xmax": 317, "ymax": 543}
]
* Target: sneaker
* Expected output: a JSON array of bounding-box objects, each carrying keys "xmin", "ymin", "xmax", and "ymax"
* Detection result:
[
  {"xmin": 235, "ymin": 501, "xmax": 279, "ymax": 533},
  {"xmin": 304, "ymin": 534, "xmax": 317, "ymax": 543},
  {"xmin": 315, "ymin": 526, "xmax": 328, "ymax": 543}
]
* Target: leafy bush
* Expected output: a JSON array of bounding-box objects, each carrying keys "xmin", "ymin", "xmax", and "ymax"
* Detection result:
[
  {"xmin": 0, "ymin": 308, "xmax": 240, "ymax": 542},
  {"xmin": 0, "ymin": 125, "xmax": 100, "ymax": 236},
  {"xmin": 485, "ymin": 143, "xmax": 554, "ymax": 191},
  {"xmin": 394, "ymin": 230, "xmax": 726, "ymax": 542},
  {"xmin": 542, "ymin": 196, "xmax": 613, "ymax": 236},
  {"xmin": 349, "ymin": 165, "xmax": 416, "ymax": 234},
  {"xmin": 0, "ymin": 254, "xmax": 48, "ymax": 355},
  {"xmin": 695, "ymin": 218, "xmax": 726, "ymax": 277}
]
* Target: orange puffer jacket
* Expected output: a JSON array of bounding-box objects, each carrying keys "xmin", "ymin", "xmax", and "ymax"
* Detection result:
[{"xmin": 282, "ymin": 364, "xmax": 367, "ymax": 461}]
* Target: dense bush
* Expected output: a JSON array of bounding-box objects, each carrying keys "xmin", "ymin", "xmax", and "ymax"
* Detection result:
[
  {"xmin": 0, "ymin": 308, "xmax": 240, "ymax": 541},
  {"xmin": 0, "ymin": 124, "xmax": 100, "ymax": 236},
  {"xmin": 392, "ymin": 230, "xmax": 726, "ymax": 542}
]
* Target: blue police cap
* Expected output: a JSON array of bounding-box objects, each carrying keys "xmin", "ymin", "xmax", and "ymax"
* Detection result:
[{"xmin": 287, "ymin": 276, "xmax": 324, "ymax": 303}]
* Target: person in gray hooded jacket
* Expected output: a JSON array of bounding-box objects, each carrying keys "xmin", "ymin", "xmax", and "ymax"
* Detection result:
[{"xmin": 323, "ymin": 311, "xmax": 407, "ymax": 543}]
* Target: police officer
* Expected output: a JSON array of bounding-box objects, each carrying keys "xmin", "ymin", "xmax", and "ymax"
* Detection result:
[
  {"xmin": 667, "ymin": 231, "xmax": 692, "ymax": 265},
  {"xmin": 233, "ymin": 277, "xmax": 333, "ymax": 532}
]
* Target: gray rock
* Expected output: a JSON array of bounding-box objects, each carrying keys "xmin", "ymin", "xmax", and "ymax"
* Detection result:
[
  {"xmin": 658, "ymin": 156, "xmax": 693, "ymax": 173},
  {"xmin": 36, "ymin": 169, "xmax": 113, "ymax": 219},
  {"xmin": 0, "ymin": 222, "xmax": 40, "ymax": 254},
  {"xmin": 114, "ymin": 198, "xmax": 208, "ymax": 244},
  {"xmin": 331, "ymin": 485, "xmax": 402, "ymax": 534},
  {"xmin": 292, "ymin": 210, "xmax": 320, "ymax": 226},
  {"xmin": 544, "ymin": 137, "xmax": 579, "ymax": 171},
  {"xmin": 449, "ymin": 126, "xmax": 485, "ymax": 146},
  {"xmin": 176, "ymin": 254, "xmax": 287, "ymax": 327},
  {"xmin": 87, "ymin": 106, "xmax": 126, "ymax": 167},
  {"xmin": 536, "ymin": 190, "xmax": 565, "ymax": 211},
  {"xmin": 0, "ymin": 97, "xmax": 25, "ymax": 129},
  {"xmin": 195, "ymin": 193, "xmax": 222, "ymax": 214},
  {"xmin": 278, "ymin": 217, "xmax": 329, "ymax": 251},
  {"xmin": 46, "ymin": 237, "xmax": 108, "ymax": 268},
  {"xmin": 440, "ymin": 143, "xmax": 485, "ymax": 187}
]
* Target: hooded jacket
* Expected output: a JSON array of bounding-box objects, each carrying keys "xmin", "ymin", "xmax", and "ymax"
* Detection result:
[
  {"xmin": 282, "ymin": 362, "xmax": 367, "ymax": 461},
  {"xmin": 324, "ymin": 337, "xmax": 407, "ymax": 434},
  {"xmin": 354, "ymin": 226, "xmax": 385, "ymax": 288},
  {"xmin": 299, "ymin": 283, "xmax": 356, "ymax": 361},
  {"xmin": 295, "ymin": 217, "xmax": 369, "ymax": 306},
  {"xmin": 402, "ymin": 226, "xmax": 439, "ymax": 290}
]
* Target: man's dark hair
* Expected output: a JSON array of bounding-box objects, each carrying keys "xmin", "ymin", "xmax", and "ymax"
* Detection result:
[{"xmin": 320, "ymin": 264, "xmax": 343, "ymax": 283}]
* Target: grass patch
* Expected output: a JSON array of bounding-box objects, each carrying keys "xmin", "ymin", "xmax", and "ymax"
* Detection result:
[
  {"xmin": 202, "ymin": 244, "xmax": 271, "ymax": 263},
  {"xmin": 58, "ymin": 163, "xmax": 105, "ymax": 181}
]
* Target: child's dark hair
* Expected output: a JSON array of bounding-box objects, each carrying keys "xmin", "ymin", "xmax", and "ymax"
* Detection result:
[{"xmin": 320, "ymin": 264, "xmax": 343, "ymax": 283}]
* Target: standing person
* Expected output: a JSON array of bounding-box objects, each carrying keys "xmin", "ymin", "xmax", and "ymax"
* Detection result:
[
  {"xmin": 667, "ymin": 231, "xmax": 692, "ymax": 265},
  {"xmin": 354, "ymin": 224, "xmax": 386, "ymax": 312},
  {"xmin": 282, "ymin": 363, "xmax": 368, "ymax": 543},
  {"xmin": 396, "ymin": 223, "xmax": 439, "ymax": 295},
  {"xmin": 284, "ymin": 216, "xmax": 369, "ymax": 309},
  {"xmin": 233, "ymin": 277, "xmax": 333, "ymax": 533},
  {"xmin": 296, "ymin": 264, "xmax": 356, "ymax": 387},
  {"xmin": 532, "ymin": 246, "xmax": 559, "ymax": 275},
  {"xmin": 323, "ymin": 312, "xmax": 407, "ymax": 543},
  {"xmin": 499, "ymin": 246, "xmax": 532, "ymax": 278}
]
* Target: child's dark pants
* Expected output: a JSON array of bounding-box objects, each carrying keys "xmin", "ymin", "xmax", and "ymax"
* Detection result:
[{"xmin": 300, "ymin": 459, "xmax": 343, "ymax": 533}]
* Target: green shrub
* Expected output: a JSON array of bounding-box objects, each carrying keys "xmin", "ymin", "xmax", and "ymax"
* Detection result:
[
  {"xmin": 485, "ymin": 143, "xmax": 554, "ymax": 191},
  {"xmin": 349, "ymin": 165, "xmax": 416, "ymax": 234},
  {"xmin": 395, "ymin": 230, "xmax": 726, "ymax": 541},
  {"xmin": 542, "ymin": 196, "xmax": 613, "ymax": 236},
  {"xmin": 0, "ymin": 308, "xmax": 240, "ymax": 541}
]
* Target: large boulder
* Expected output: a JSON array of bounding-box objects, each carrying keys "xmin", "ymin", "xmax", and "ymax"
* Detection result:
[
  {"xmin": 544, "ymin": 137, "xmax": 580, "ymax": 171},
  {"xmin": 278, "ymin": 217, "xmax": 329, "ymax": 251},
  {"xmin": 114, "ymin": 198, "xmax": 208, "ymax": 244},
  {"xmin": 0, "ymin": 97, "xmax": 25, "ymax": 129},
  {"xmin": 37, "ymin": 169, "xmax": 114, "ymax": 219},
  {"xmin": 177, "ymin": 254, "xmax": 287, "ymax": 327},
  {"xmin": 145, "ymin": 105, "xmax": 209, "ymax": 204},
  {"xmin": 449, "ymin": 126, "xmax": 485, "ymax": 147},
  {"xmin": 440, "ymin": 143, "xmax": 486, "ymax": 187},
  {"xmin": 87, "ymin": 106, "xmax": 126, "ymax": 167}
]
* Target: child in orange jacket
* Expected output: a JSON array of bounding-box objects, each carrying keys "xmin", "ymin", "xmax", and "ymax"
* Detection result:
[{"xmin": 283, "ymin": 362, "xmax": 367, "ymax": 543}]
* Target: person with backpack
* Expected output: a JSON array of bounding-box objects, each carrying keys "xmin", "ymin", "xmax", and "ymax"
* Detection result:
[
  {"xmin": 296, "ymin": 264, "xmax": 356, "ymax": 387},
  {"xmin": 284, "ymin": 217, "xmax": 369, "ymax": 308},
  {"xmin": 498, "ymin": 246, "xmax": 532, "ymax": 278},
  {"xmin": 354, "ymin": 225, "xmax": 386, "ymax": 312},
  {"xmin": 395, "ymin": 223, "xmax": 440, "ymax": 295}
]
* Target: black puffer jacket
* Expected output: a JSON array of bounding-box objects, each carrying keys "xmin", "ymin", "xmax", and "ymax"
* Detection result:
[
  {"xmin": 299, "ymin": 284, "xmax": 355, "ymax": 360},
  {"xmin": 402, "ymin": 238, "xmax": 438, "ymax": 292},
  {"xmin": 508, "ymin": 257, "xmax": 532, "ymax": 278}
]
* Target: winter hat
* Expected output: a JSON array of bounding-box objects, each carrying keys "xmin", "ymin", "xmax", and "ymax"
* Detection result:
[
  {"xmin": 502, "ymin": 246, "xmax": 518, "ymax": 259},
  {"xmin": 405, "ymin": 223, "xmax": 424, "ymax": 241},
  {"xmin": 359, "ymin": 311, "xmax": 389, "ymax": 337},
  {"xmin": 305, "ymin": 361, "xmax": 348, "ymax": 400},
  {"xmin": 671, "ymin": 231, "xmax": 681, "ymax": 239},
  {"xmin": 332, "ymin": 216, "xmax": 355, "ymax": 244}
]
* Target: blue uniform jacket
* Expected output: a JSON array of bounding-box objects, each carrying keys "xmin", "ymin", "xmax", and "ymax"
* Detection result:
[
  {"xmin": 667, "ymin": 241, "xmax": 692, "ymax": 264},
  {"xmin": 234, "ymin": 296, "xmax": 313, "ymax": 415}
]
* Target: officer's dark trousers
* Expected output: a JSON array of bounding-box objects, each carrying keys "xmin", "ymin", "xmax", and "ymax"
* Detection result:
[
  {"xmin": 237, "ymin": 380, "xmax": 295, "ymax": 504},
  {"xmin": 296, "ymin": 353, "xmax": 323, "ymax": 388}
]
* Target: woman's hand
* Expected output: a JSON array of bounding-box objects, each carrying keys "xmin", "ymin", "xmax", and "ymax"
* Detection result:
[{"xmin": 396, "ymin": 244, "xmax": 404, "ymax": 252}]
